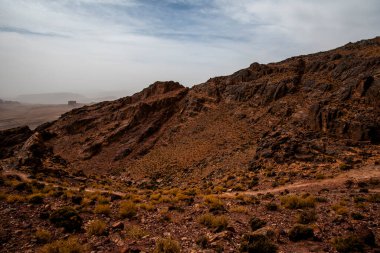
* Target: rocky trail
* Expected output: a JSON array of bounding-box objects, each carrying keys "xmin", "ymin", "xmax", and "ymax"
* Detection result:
[
  {"xmin": 3, "ymin": 165, "xmax": 380, "ymax": 199},
  {"xmin": 222, "ymin": 165, "xmax": 380, "ymax": 198},
  {"xmin": 2, "ymin": 169, "xmax": 126, "ymax": 197}
]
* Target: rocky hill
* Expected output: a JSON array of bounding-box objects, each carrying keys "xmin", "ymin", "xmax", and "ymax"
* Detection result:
[
  {"xmin": 3, "ymin": 37, "xmax": 380, "ymax": 185},
  {"xmin": 0, "ymin": 37, "xmax": 379, "ymax": 253}
]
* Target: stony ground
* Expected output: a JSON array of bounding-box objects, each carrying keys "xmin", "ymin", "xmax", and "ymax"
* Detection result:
[{"xmin": 1, "ymin": 164, "xmax": 379, "ymax": 253}]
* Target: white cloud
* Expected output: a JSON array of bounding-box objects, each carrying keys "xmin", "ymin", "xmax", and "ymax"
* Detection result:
[
  {"xmin": 0, "ymin": 0, "xmax": 379, "ymax": 99},
  {"xmin": 217, "ymin": 0, "xmax": 380, "ymax": 51}
]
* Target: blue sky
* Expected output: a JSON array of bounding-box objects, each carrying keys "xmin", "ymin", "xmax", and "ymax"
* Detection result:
[{"xmin": 0, "ymin": 0, "xmax": 379, "ymax": 99}]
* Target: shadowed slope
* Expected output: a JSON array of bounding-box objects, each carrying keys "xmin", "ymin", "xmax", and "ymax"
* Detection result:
[{"xmin": 1, "ymin": 37, "xmax": 379, "ymax": 187}]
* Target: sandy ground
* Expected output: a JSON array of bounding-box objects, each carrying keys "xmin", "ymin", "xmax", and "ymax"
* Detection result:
[{"xmin": 0, "ymin": 103, "xmax": 78, "ymax": 130}]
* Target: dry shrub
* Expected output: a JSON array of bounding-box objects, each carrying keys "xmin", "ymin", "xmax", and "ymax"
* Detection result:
[
  {"xmin": 126, "ymin": 225, "xmax": 148, "ymax": 239},
  {"xmin": 94, "ymin": 204, "xmax": 111, "ymax": 215},
  {"xmin": 39, "ymin": 237, "xmax": 86, "ymax": 253},
  {"xmin": 35, "ymin": 229, "xmax": 51, "ymax": 244},
  {"xmin": 154, "ymin": 237, "xmax": 180, "ymax": 253},
  {"xmin": 198, "ymin": 213, "xmax": 228, "ymax": 231},
  {"xmin": 280, "ymin": 195, "xmax": 315, "ymax": 209},
  {"xmin": 119, "ymin": 201, "xmax": 137, "ymax": 218},
  {"xmin": 87, "ymin": 219, "xmax": 107, "ymax": 236}
]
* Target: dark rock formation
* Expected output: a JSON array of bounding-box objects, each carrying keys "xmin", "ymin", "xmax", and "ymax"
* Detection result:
[{"xmin": 0, "ymin": 126, "xmax": 32, "ymax": 159}]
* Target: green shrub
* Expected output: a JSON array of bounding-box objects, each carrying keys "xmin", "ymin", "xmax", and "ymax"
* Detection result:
[
  {"xmin": 249, "ymin": 217, "xmax": 266, "ymax": 231},
  {"xmin": 288, "ymin": 224, "xmax": 314, "ymax": 241},
  {"xmin": 39, "ymin": 237, "xmax": 86, "ymax": 253},
  {"xmin": 87, "ymin": 219, "xmax": 107, "ymax": 236},
  {"xmin": 119, "ymin": 201, "xmax": 137, "ymax": 218},
  {"xmin": 240, "ymin": 234, "xmax": 278, "ymax": 253},
  {"xmin": 154, "ymin": 237, "xmax": 180, "ymax": 253},
  {"xmin": 49, "ymin": 207, "xmax": 83, "ymax": 232}
]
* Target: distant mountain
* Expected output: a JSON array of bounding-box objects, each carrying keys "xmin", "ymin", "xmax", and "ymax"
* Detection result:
[
  {"xmin": 0, "ymin": 98, "xmax": 20, "ymax": 105},
  {"xmin": 16, "ymin": 92, "xmax": 89, "ymax": 104},
  {"xmin": 14, "ymin": 92, "xmax": 117, "ymax": 104}
]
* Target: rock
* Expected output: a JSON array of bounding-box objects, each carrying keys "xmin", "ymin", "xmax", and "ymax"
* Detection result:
[
  {"xmin": 110, "ymin": 193, "xmax": 122, "ymax": 201},
  {"xmin": 71, "ymin": 195, "xmax": 83, "ymax": 204},
  {"xmin": 49, "ymin": 207, "xmax": 83, "ymax": 232},
  {"xmin": 0, "ymin": 228, "xmax": 12, "ymax": 244},
  {"xmin": 252, "ymin": 226, "xmax": 276, "ymax": 239},
  {"xmin": 110, "ymin": 233, "xmax": 125, "ymax": 247},
  {"xmin": 356, "ymin": 226, "xmax": 376, "ymax": 246},
  {"xmin": 0, "ymin": 126, "xmax": 32, "ymax": 159},
  {"xmin": 81, "ymin": 142, "xmax": 102, "ymax": 160},
  {"xmin": 209, "ymin": 231, "xmax": 231, "ymax": 242},
  {"xmin": 240, "ymin": 234, "xmax": 278, "ymax": 253},
  {"xmin": 15, "ymin": 230, "xmax": 23, "ymax": 236},
  {"xmin": 120, "ymin": 247, "xmax": 141, "ymax": 253},
  {"xmin": 112, "ymin": 221, "xmax": 124, "ymax": 230},
  {"xmin": 17, "ymin": 132, "xmax": 50, "ymax": 169},
  {"xmin": 227, "ymin": 226, "xmax": 236, "ymax": 233},
  {"xmin": 114, "ymin": 148, "xmax": 133, "ymax": 161}
]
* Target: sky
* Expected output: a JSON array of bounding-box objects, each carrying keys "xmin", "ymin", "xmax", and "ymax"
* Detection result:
[{"xmin": 0, "ymin": 0, "xmax": 379, "ymax": 99}]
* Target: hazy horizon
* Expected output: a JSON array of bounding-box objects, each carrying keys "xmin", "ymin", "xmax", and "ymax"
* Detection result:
[
  {"xmin": 1, "ymin": 90, "xmax": 131, "ymax": 103},
  {"xmin": 1, "ymin": 0, "xmax": 380, "ymax": 100}
]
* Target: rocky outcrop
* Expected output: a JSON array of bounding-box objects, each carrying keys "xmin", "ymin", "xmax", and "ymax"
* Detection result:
[
  {"xmin": 1, "ymin": 37, "xmax": 379, "ymax": 183},
  {"xmin": 0, "ymin": 126, "xmax": 32, "ymax": 159},
  {"xmin": 18, "ymin": 132, "xmax": 51, "ymax": 169}
]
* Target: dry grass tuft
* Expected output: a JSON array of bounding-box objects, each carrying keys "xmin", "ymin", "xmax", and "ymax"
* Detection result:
[{"xmin": 87, "ymin": 219, "xmax": 107, "ymax": 236}]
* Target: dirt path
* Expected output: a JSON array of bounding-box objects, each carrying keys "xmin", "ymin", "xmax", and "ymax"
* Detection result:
[
  {"xmin": 2, "ymin": 169, "xmax": 126, "ymax": 197},
  {"xmin": 222, "ymin": 165, "xmax": 380, "ymax": 197},
  {"xmin": 2, "ymin": 165, "xmax": 380, "ymax": 198}
]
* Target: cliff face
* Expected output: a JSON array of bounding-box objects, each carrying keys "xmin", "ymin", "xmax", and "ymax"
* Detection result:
[{"xmin": 2, "ymin": 37, "xmax": 380, "ymax": 186}]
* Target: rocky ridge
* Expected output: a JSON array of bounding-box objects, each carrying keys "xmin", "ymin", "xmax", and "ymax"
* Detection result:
[
  {"xmin": 2, "ymin": 37, "xmax": 378, "ymax": 187},
  {"xmin": 0, "ymin": 37, "xmax": 380, "ymax": 253}
]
